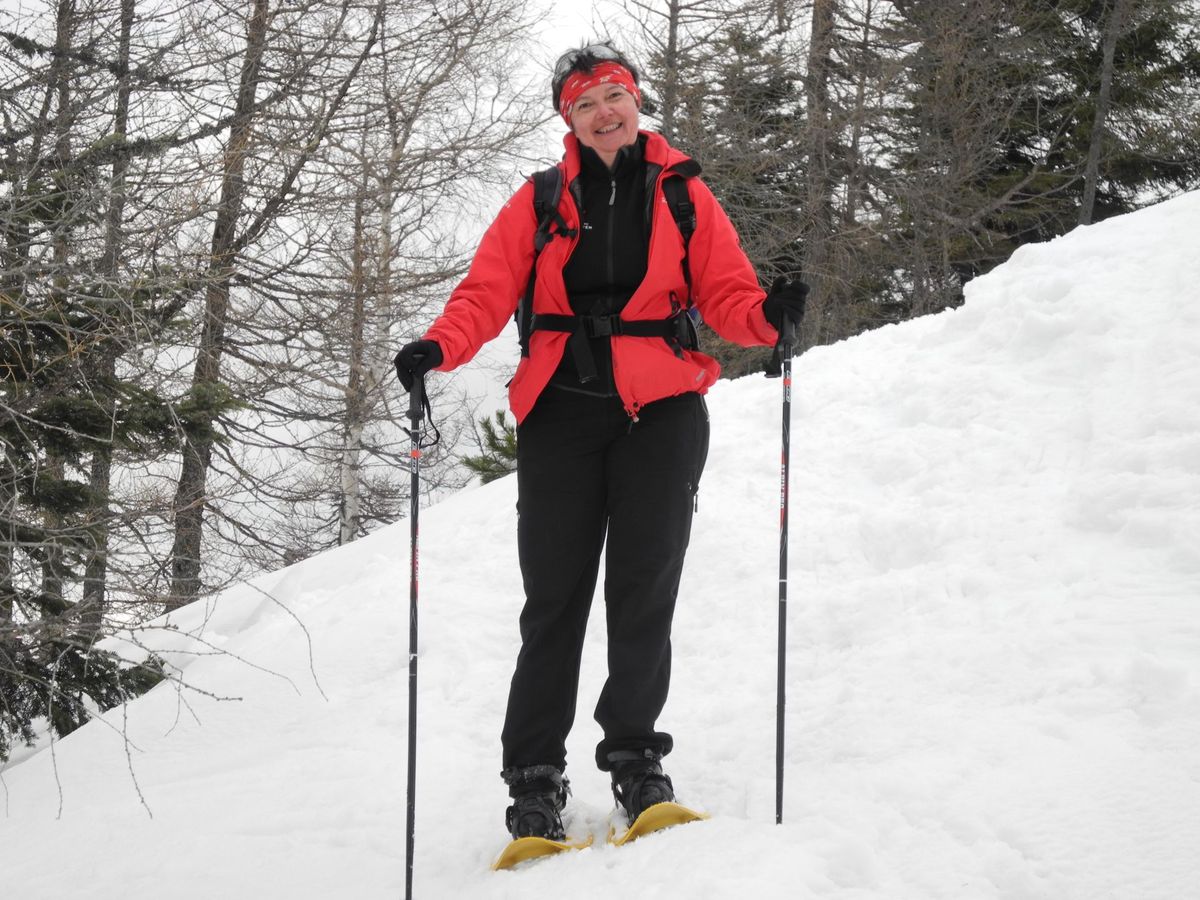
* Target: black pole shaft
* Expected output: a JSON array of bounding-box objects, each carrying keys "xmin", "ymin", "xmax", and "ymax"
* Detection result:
[
  {"xmin": 775, "ymin": 321, "xmax": 794, "ymax": 826},
  {"xmin": 405, "ymin": 373, "xmax": 425, "ymax": 900}
]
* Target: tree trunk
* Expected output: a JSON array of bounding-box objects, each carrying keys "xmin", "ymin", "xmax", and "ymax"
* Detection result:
[
  {"xmin": 41, "ymin": 0, "xmax": 75, "ymax": 615},
  {"xmin": 1079, "ymin": 0, "xmax": 1128, "ymax": 226},
  {"xmin": 660, "ymin": 0, "xmax": 682, "ymax": 143},
  {"xmin": 167, "ymin": 0, "xmax": 269, "ymax": 610},
  {"xmin": 802, "ymin": 0, "xmax": 836, "ymax": 349},
  {"xmin": 842, "ymin": 0, "xmax": 874, "ymax": 229},
  {"xmin": 338, "ymin": 182, "xmax": 369, "ymax": 546},
  {"xmin": 80, "ymin": 0, "xmax": 135, "ymax": 639},
  {"xmin": 1, "ymin": 476, "xmax": 15, "ymax": 625}
]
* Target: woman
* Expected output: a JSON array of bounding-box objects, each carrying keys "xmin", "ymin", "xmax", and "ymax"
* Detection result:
[{"xmin": 394, "ymin": 43, "xmax": 807, "ymax": 841}]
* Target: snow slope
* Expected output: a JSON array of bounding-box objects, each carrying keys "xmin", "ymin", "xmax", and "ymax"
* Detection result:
[{"xmin": 3, "ymin": 192, "xmax": 1199, "ymax": 899}]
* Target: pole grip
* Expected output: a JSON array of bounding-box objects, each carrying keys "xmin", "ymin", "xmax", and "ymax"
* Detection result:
[
  {"xmin": 779, "ymin": 315, "xmax": 795, "ymax": 354},
  {"xmin": 765, "ymin": 317, "xmax": 795, "ymax": 379},
  {"xmin": 407, "ymin": 362, "xmax": 426, "ymax": 425}
]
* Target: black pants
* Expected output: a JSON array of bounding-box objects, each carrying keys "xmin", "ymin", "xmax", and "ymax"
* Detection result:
[{"xmin": 501, "ymin": 389, "xmax": 710, "ymax": 773}]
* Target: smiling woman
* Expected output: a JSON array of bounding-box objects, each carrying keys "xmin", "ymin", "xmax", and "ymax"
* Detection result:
[
  {"xmin": 393, "ymin": 40, "xmax": 809, "ymax": 847},
  {"xmin": 553, "ymin": 54, "xmax": 644, "ymax": 168},
  {"xmin": 568, "ymin": 82, "xmax": 641, "ymax": 167}
]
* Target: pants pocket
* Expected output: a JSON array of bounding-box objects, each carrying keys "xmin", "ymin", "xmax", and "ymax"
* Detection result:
[{"xmin": 690, "ymin": 394, "xmax": 710, "ymax": 503}]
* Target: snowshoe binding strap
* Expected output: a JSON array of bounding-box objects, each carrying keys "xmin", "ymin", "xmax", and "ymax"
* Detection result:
[
  {"xmin": 608, "ymin": 751, "xmax": 675, "ymax": 822},
  {"xmin": 501, "ymin": 764, "xmax": 567, "ymax": 792},
  {"xmin": 502, "ymin": 765, "xmax": 570, "ymax": 841},
  {"xmin": 505, "ymin": 792, "xmax": 567, "ymax": 841}
]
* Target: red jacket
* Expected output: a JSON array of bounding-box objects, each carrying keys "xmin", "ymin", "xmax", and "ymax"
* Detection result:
[{"xmin": 424, "ymin": 130, "xmax": 777, "ymax": 423}]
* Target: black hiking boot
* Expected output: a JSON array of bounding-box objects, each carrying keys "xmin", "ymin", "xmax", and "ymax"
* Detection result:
[
  {"xmin": 502, "ymin": 765, "xmax": 570, "ymax": 841},
  {"xmin": 607, "ymin": 749, "xmax": 675, "ymax": 823}
]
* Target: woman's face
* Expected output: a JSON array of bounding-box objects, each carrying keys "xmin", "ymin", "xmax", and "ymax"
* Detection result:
[{"xmin": 570, "ymin": 82, "xmax": 640, "ymax": 168}]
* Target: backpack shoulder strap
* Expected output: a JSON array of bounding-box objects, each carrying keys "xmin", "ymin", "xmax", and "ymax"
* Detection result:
[
  {"xmin": 660, "ymin": 172, "xmax": 698, "ymax": 308},
  {"xmin": 531, "ymin": 166, "xmax": 566, "ymax": 250},
  {"xmin": 661, "ymin": 174, "xmax": 695, "ymax": 247},
  {"xmin": 518, "ymin": 166, "xmax": 573, "ymax": 356}
]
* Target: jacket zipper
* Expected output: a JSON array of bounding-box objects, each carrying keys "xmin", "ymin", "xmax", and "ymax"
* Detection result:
[
  {"xmin": 606, "ymin": 176, "xmax": 616, "ymax": 286},
  {"xmin": 604, "ymin": 176, "xmax": 618, "ymax": 398}
]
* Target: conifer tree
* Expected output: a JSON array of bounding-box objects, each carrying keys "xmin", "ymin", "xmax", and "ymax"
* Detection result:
[
  {"xmin": 462, "ymin": 411, "xmax": 518, "ymax": 485},
  {"xmin": 1, "ymin": 0, "xmax": 186, "ymax": 756},
  {"xmin": 882, "ymin": 0, "xmax": 1200, "ymax": 312},
  {"xmin": 624, "ymin": 1, "xmax": 809, "ymax": 374},
  {"xmin": 624, "ymin": 0, "xmax": 1199, "ymax": 351}
]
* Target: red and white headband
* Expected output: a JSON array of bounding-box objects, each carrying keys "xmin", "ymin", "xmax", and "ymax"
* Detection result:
[{"xmin": 557, "ymin": 62, "xmax": 641, "ymax": 126}]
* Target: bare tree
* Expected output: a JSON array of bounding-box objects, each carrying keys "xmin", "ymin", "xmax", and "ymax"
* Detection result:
[
  {"xmin": 166, "ymin": 0, "xmax": 383, "ymax": 610},
  {"xmin": 620, "ymin": 0, "xmax": 742, "ymax": 144},
  {"xmin": 165, "ymin": 0, "xmax": 272, "ymax": 610},
  {"xmin": 215, "ymin": 0, "xmax": 543, "ymax": 558}
]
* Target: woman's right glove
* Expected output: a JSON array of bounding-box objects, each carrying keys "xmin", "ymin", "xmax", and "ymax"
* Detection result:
[
  {"xmin": 761, "ymin": 276, "xmax": 809, "ymax": 333},
  {"xmin": 393, "ymin": 339, "xmax": 443, "ymax": 392}
]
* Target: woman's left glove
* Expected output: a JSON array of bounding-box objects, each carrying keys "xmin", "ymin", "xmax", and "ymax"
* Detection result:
[
  {"xmin": 393, "ymin": 339, "xmax": 443, "ymax": 391},
  {"xmin": 761, "ymin": 276, "xmax": 809, "ymax": 332}
]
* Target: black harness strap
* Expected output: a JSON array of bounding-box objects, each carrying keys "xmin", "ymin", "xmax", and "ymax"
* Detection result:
[
  {"xmin": 516, "ymin": 162, "xmax": 702, "ymax": 379},
  {"xmin": 531, "ymin": 311, "xmax": 698, "ymax": 383}
]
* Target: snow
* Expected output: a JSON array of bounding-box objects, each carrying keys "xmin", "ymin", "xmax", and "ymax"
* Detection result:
[{"xmin": 4, "ymin": 192, "xmax": 1200, "ymax": 898}]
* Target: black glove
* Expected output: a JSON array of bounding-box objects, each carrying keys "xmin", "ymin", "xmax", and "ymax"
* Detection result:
[
  {"xmin": 761, "ymin": 276, "xmax": 809, "ymax": 333},
  {"xmin": 393, "ymin": 339, "xmax": 443, "ymax": 392}
]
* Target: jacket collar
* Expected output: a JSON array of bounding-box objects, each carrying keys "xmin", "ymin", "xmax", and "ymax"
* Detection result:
[
  {"xmin": 560, "ymin": 129, "xmax": 696, "ymax": 182},
  {"xmin": 578, "ymin": 137, "xmax": 644, "ymax": 178}
]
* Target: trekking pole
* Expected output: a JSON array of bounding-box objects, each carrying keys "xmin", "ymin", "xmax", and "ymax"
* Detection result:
[
  {"xmin": 765, "ymin": 314, "xmax": 795, "ymax": 825},
  {"xmin": 404, "ymin": 367, "xmax": 426, "ymax": 900}
]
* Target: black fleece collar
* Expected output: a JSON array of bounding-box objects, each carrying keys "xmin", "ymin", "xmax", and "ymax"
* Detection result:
[{"xmin": 577, "ymin": 135, "xmax": 646, "ymax": 178}]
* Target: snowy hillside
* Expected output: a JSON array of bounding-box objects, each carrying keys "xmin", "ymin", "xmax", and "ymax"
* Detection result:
[{"xmin": 4, "ymin": 192, "xmax": 1199, "ymax": 899}]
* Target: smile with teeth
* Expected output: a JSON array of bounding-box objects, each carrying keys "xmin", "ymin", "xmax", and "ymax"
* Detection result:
[{"xmin": 596, "ymin": 123, "xmax": 622, "ymax": 134}]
